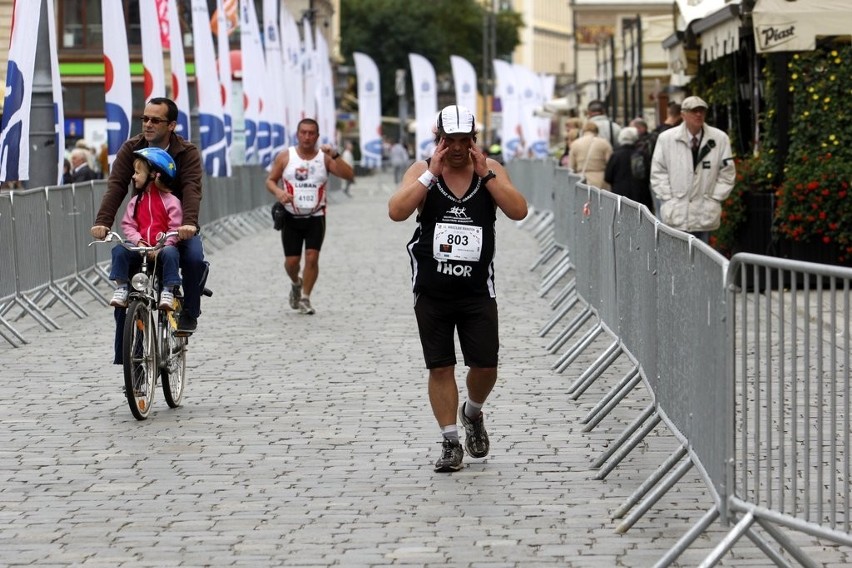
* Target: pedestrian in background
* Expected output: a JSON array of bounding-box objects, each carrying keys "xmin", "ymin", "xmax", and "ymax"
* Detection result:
[
  {"xmin": 655, "ymin": 101, "xmax": 683, "ymax": 134},
  {"xmin": 341, "ymin": 141, "xmax": 355, "ymax": 197},
  {"xmin": 650, "ymin": 96, "xmax": 736, "ymax": 242},
  {"xmin": 389, "ymin": 139, "xmax": 410, "ymax": 184},
  {"xmin": 569, "ymin": 122, "xmax": 613, "ymax": 189},
  {"xmin": 604, "ymin": 127, "xmax": 654, "ymax": 211},
  {"xmin": 586, "ymin": 99, "xmax": 621, "ymax": 148}
]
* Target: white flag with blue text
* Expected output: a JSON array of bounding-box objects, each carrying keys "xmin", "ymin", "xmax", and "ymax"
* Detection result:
[
  {"xmin": 168, "ymin": 0, "xmax": 191, "ymax": 139},
  {"xmin": 216, "ymin": 0, "xmax": 233, "ymax": 172},
  {"xmin": 450, "ymin": 55, "xmax": 478, "ymax": 118},
  {"xmin": 102, "ymin": 0, "xmax": 133, "ymax": 167},
  {"xmin": 47, "ymin": 0, "xmax": 65, "ymax": 185},
  {"xmin": 0, "ymin": 2, "xmax": 39, "ymax": 182},
  {"xmin": 408, "ymin": 53, "xmax": 438, "ymax": 160},
  {"xmin": 191, "ymin": 0, "xmax": 228, "ymax": 176},
  {"xmin": 140, "ymin": 0, "xmax": 166, "ymax": 102},
  {"xmin": 263, "ymin": 0, "xmax": 287, "ymax": 161},
  {"xmin": 354, "ymin": 52, "xmax": 382, "ymax": 169}
]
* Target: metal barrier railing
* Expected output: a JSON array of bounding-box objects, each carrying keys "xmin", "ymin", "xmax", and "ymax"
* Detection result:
[
  {"xmin": 0, "ymin": 165, "xmax": 271, "ymax": 347},
  {"xmin": 508, "ymin": 159, "xmax": 852, "ymax": 566}
]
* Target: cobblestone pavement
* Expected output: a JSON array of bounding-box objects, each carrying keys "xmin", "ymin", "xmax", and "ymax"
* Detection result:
[{"xmin": 0, "ymin": 170, "xmax": 846, "ymax": 567}]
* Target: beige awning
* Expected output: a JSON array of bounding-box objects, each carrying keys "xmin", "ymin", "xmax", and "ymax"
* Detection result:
[
  {"xmin": 753, "ymin": 0, "xmax": 852, "ymax": 53},
  {"xmin": 692, "ymin": 4, "xmax": 742, "ymax": 63}
]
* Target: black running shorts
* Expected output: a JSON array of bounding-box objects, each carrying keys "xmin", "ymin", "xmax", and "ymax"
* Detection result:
[
  {"xmin": 280, "ymin": 212, "xmax": 326, "ymax": 256},
  {"xmin": 413, "ymin": 293, "xmax": 499, "ymax": 369}
]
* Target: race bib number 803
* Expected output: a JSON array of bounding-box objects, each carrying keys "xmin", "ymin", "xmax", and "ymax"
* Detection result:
[{"xmin": 433, "ymin": 222, "xmax": 483, "ymax": 262}]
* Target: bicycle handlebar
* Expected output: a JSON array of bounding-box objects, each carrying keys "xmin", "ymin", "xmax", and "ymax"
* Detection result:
[{"xmin": 88, "ymin": 230, "xmax": 180, "ymax": 253}]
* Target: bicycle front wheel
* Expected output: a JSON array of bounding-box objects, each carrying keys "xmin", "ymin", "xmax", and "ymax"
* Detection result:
[
  {"xmin": 123, "ymin": 300, "xmax": 156, "ymax": 420},
  {"xmin": 160, "ymin": 310, "xmax": 186, "ymax": 408}
]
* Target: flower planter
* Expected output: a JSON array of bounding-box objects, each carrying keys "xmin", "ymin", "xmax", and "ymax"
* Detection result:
[{"xmin": 732, "ymin": 192, "xmax": 779, "ymax": 291}]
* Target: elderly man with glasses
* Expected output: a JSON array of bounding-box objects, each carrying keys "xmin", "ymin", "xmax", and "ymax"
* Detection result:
[{"xmin": 90, "ymin": 97, "xmax": 206, "ymax": 335}]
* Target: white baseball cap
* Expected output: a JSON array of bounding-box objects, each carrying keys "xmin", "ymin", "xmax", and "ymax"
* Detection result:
[{"xmin": 437, "ymin": 105, "xmax": 476, "ymax": 135}]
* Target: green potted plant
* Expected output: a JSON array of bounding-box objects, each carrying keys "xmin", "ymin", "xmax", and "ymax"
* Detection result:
[{"xmin": 773, "ymin": 47, "xmax": 852, "ymax": 266}]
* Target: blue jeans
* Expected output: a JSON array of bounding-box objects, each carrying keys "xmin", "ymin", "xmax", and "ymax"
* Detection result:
[
  {"xmin": 175, "ymin": 235, "xmax": 205, "ymax": 318},
  {"xmin": 110, "ymin": 244, "xmax": 182, "ymax": 288}
]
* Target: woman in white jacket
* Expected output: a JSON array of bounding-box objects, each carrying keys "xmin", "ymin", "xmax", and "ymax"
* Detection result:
[{"xmin": 650, "ymin": 96, "xmax": 736, "ymax": 242}]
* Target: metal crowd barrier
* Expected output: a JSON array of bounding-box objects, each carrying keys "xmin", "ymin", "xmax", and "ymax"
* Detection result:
[
  {"xmin": 0, "ymin": 165, "xmax": 270, "ymax": 347},
  {"xmin": 507, "ymin": 159, "xmax": 852, "ymax": 566}
]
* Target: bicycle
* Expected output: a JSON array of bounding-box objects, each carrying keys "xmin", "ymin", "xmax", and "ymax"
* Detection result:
[{"xmin": 90, "ymin": 231, "xmax": 188, "ymax": 420}]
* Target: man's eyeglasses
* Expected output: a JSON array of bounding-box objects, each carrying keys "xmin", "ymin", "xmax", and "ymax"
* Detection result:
[{"xmin": 140, "ymin": 115, "xmax": 170, "ymax": 125}]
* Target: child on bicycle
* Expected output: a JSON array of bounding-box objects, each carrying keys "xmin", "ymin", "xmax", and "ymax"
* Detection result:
[{"xmin": 109, "ymin": 147, "xmax": 183, "ymax": 312}]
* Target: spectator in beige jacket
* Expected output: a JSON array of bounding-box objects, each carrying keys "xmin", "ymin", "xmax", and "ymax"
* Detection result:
[{"xmin": 569, "ymin": 122, "xmax": 613, "ymax": 190}]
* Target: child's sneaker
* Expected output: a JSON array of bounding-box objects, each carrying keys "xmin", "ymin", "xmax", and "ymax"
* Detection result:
[
  {"xmin": 110, "ymin": 287, "xmax": 129, "ymax": 308},
  {"xmin": 159, "ymin": 288, "xmax": 175, "ymax": 311}
]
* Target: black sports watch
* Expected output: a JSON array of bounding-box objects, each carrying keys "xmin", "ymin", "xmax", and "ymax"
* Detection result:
[{"xmin": 481, "ymin": 170, "xmax": 496, "ymax": 185}]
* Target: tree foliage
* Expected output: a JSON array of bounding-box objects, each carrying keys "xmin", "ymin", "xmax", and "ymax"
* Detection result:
[{"xmin": 339, "ymin": 0, "xmax": 523, "ymax": 116}]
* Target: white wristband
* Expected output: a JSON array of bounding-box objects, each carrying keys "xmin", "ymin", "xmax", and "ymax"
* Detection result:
[{"xmin": 417, "ymin": 170, "xmax": 436, "ymax": 188}]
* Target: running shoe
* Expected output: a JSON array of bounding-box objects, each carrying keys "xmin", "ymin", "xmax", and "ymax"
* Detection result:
[
  {"xmin": 299, "ymin": 297, "xmax": 315, "ymax": 315},
  {"xmin": 289, "ymin": 279, "xmax": 302, "ymax": 309},
  {"xmin": 434, "ymin": 438, "xmax": 464, "ymax": 472},
  {"xmin": 459, "ymin": 403, "xmax": 490, "ymax": 458},
  {"xmin": 110, "ymin": 287, "xmax": 129, "ymax": 308}
]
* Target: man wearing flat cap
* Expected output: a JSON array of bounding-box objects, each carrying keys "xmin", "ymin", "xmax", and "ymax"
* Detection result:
[{"xmin": 650, "ymin": 95, "xmax": 736, "ymax": 242}]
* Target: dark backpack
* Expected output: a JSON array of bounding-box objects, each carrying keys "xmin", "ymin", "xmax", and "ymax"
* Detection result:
[{"xmin": 630, "ymin": 149, "xmax": 647, "ymax": 181}]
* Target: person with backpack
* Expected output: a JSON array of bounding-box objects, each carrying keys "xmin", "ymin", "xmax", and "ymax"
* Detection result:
[{"xmin": 604, "ymin": 127, "xmax": 654, "ymax": 211}]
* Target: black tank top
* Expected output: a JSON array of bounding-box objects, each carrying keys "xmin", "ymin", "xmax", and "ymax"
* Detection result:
[{"xmin": 407, "ymin": 171, "xmax": 497, "ymax": 298}]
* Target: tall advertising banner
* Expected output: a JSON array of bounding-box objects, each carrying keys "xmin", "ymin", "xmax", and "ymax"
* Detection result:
[
  {"xmin": 239, "ymin": 0, "xmax": 261, "ymax": 164},
  {"xmin": 263, "ymin": 0, "xmax": 287, "ymax": 159},
  {"xmin": 515, "ymin": 64, "xmax": 548, "ymax": 159},
  {"xmin": 216, "ymin": 0, "xmax": 233, "ymax": 168},
  {"xmin": 46, "ymin": 0, "xmax": 65, "ymax": 184},
  {"xmin": 314, "ymin": 33, "xmax": 336, "ymax": 146},
  {"xmin": 0, "ymin": 1, "xmax": 39, "ymax": 181},
  {"xmin": 450, "ymin": 55, "xmax": 478, "ymax": 117},
  {"xmin": 191, "ymin": 0, "xmax": 228, "ymax": 176},
  {"xmin": 353, "ymin": 52, "xmax": 382, "ymax": 169},
  {"xmin": 101, "ymin": 0, "xmax": 133, "ymax": 167},
  {"xmin": 539, "ymin": 74, "xmax": 556, "ymax": 158},
  {"xmin": 282, "ymin": 7, "xmax": 303, "ymax": 142},
  {"xmin": 167, "ymin": 0, "xmax": 191, "ymax": 139},
  {"xmin": 140, "ymin": 0, "xmax": 166, "ymax": 101},
  {"xmin": 301, "ymin": 19, "xmax": 318, "ymax": 122},
  {"xmin": 408, "ymin": 53, "xmax": 438, "ymax": 160},
  {"xmin": 492, "ymin": 59, "xmax": 521, "ymax": 163}
]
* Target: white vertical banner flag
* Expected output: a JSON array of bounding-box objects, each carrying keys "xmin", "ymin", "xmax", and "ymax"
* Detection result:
[
  {"xmin": 238, "ymin": 0, "xmax": 261, "ymax": 164},
  {"xmin": 408, "ymin": 53, "xmax": 438, "ymax": 160},
  {"xmin": 301, "ymin": 19, "xmax": 318, "ymax": 121},
  {"xmin": 140, "ymin": 0, "xmax": 166, "ymax": 101},
  {"xmin": 492, "ymin": 59, "xmax": 521, "ymax": 163},
  {"xmin": 191, "ymin": 0, "xmax": 228, "ymax": 176},
  {"xmin": 538, "ymin": 74, "xmax": 556, "ymax": 158},
  {"xmin": 216, "ymin": 0, "xmax": 233, "ymax": 171},
  {"xmin": 282, "ymin": 8, "xmax": 303, "ymax": 142},
  {"xmin": 353, "ymin": 52, "xmax": 382, "ymax": 169},
  {"xmin": 515, "ymin": 64, "xmax": 548, "ymax": 159},
  {"xmin": 240, "ymin": 2, "xmax": 272, "ymax": 168},
  {"xmin": 47, "ymin": 0, "xmax": 65, "ymax": 184},
  {"xmin": 167, "ymin": 0, "xmax": 191, "ymax": 139},
  {"xmin": 314, "ymin": 33, "xmax": 336, "ymax": 146},
  {"xmin": 450, "ymin": 55, "xmax": 478, "ymax": 116},
  {"xmin": 102, "ymin": 0, "xmax": 133, "ymax": 168},
  {"xmin": 263, "ymin": 0, "xmax": 286, "ymax": 160},
  {"xmin": 0, "ymin": 1, "xmax": 39, "ymax": 182}
]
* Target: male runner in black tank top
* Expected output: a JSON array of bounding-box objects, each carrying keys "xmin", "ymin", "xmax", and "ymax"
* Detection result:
[{"xmin": 388, "ymin": 105, "xmax": 528, "ymax": 472}]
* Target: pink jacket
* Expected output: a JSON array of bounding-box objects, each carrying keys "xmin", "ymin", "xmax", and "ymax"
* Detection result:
[{"xmin": 121, "ymin": 184, "xmax": 183, "ymax": 246}]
